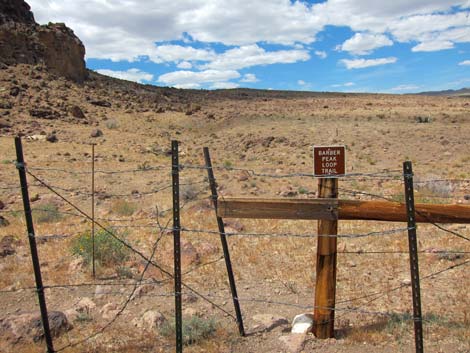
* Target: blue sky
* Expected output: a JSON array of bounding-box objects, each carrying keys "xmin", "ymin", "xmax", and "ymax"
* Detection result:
[{"xmin": 29, "ymin": 0, "xmax": 470, "ymax": 92}]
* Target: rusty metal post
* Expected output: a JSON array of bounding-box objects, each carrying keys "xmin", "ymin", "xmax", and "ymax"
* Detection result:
[
  {"xmin": 403, "ymin": 161, "xmax": 424, "ymax": 353},
  {"xmin": 313, "ymin": 177, "xmax": 338, "ymax": 338},
  {"xmin": 203, "ymin": 147, "xmax": 245, "ymax": 336},
  {"xmin": 15, "ymin": 137, "xmax": 55, "ymax": 353}
]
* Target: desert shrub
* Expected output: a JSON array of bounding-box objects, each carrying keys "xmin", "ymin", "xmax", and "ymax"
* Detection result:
[
  {"xmin": 111, "ymin": 199, "xmax": 137, "ymax": 216},
  {"xmin": 33, "ymin": 203, "xmax": 62, "ymax": 223},
  {"xmin": 415, "ymin": 176, "xmax": 454, "ymax": 198},
  {"xmin": 298, "ymin": 186, "xmax": 308, "ymax": 194},
  {"xmin": 160, "ymin": 316, "xmax": 216, "ymax": 345},
  {"xmin": 223, "ymin": 160, "xmax": 233, "ymax": 168},
  {"xmin": 105, "ymin": 119, "xmax": 119, "ymax": 129},
  {"xmin": 181, "ymin": 183, "xmax": 199, "ymax": 201},
  {"xmin": 71, "ymin": 228, "xmax": 130, "ymax": 267}
]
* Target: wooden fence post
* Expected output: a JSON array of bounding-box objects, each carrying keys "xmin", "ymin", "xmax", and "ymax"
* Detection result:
[{"xmin": 313, "ymin": 177, "xmax": 338, "ymax": 338}]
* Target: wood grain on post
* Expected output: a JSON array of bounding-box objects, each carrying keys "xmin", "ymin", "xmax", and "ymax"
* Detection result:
[
  {"xmin": 216, "ymin": 198, "xmax": 470, "ymax": 224},
  {"xmin": 313, "ymin": 178, "xmax": 338, "ymax": 338}
]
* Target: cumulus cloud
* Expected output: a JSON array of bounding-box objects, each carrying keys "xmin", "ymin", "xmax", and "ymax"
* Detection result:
[
  {"xmin": 202, "ymin": 45, "xmax": 310, "ymax": 70},
  {"xmin": 459, "ymin": 60, "xmax": 470, "ymax": 65},
  {"xmin": 158, "ymin": 69, "xmax": 240, "ymax": 87},
  {"xmin": 315, "ymin": 50, "xmax": 327, "ymax": 59},
  {"xmin": 177, "ymin": 61, "xmax": 193, "ymax": 69},
  {"xmin": 95, "ymin": 68, "xmax": 153, "ymax": 83},
  {"xmin": 339, "ymin": 33, "xmax": 393, "ymax": 55},
  {"xmin": 341, "ymin": 57, "xmax": 397, "ymax": 69},
  {"xmin": 412, "ymin": 41, "xmax": 454, "ymax": 52},
  {"xmin": 240, "ymin": 73, "xmax": 259, "ymax": 83},
  {"xmin": 210, "ymin": 82, "xmax": 240, "ymax": 89}
]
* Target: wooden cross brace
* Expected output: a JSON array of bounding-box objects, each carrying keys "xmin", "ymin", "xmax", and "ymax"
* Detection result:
[{"xmin": 217, "ymin": 193, "xmax": 470, "ymax": 338}]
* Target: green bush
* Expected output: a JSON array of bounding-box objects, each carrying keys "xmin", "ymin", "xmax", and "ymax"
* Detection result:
[
  {"xmin": 33, "ymin": 203, "xmax": 62, "ymax": 223},
  {"xmin": 160, "ymin": 316, "xmax": 216, "ymax": 345},
  {"xmin": 110, "ymin": 199, "xmax": 137, "ymax": 216},
  {"xmin": 71, "ymin": 228, "xmax": 130, "ymax": 267}
]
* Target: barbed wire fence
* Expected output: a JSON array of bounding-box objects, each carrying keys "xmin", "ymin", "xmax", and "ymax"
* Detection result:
[{"xmin": 0, "ymin": 137, "xmax": 469, "ymax": 353}]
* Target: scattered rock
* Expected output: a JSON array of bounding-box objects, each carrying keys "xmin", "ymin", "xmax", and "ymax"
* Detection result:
[
  {"xmin": 69, "ymin": 105, "xmax": 86, "ymax": 119},
  {"xmin": 0, "ymin": 118, "xmax": 11, "ymax": 128},
  {"xmin": 223, "ymin": 220, "xmax": 245, "ymax": 232},
  {"xmin": 291, "ymin": 313, "xmax": 314, "ymax": 333},
  {"xmin": 9, "ymin": 86, "xmax": 20, "ymax": 96},
  {"xmin": 252, "ymin": 314, "xmax": 288, "ymax": 332},
  {"xmin": 46, "ymin": 133, "xmax": 58, "ymax": 143},
  {"xmin": 0, "ymin": 235, "xmax": 17, "ymax": 257},
  {"xmin": 181, "ymin": 240, "xmax": 200, "ymax": 268},
  {"xmin": 0, "ymin": 311, "xmax": 72, "ymax": 343},
  {"xmin": 90, "ymin": 100, "xmax": 111, "ymax": 108},
  {"xmin": 29, "ymin": 108, "xmax": 60, "ymax": 119},
  {"xmin": 196, "ymin": 242, "xmax": 219, "ymax": 257},
  {"xmin": 0, "ymin": 100, "xmax": 12, "ymax": 109},
  {"xmin": 279, "ymin": 333, "xmax": 307, "ymax": 353},
  {"xmin": 0, "ymin": 215, "xmax": 9, "ymax": 227},
  {"xmin": 132, "ymin": 310, "xmax": 166, "ymax": 331},
  {"xmin": 100, "ymin": 302, "xmax": 120, "ymax": 320},
  {"xmin": 130, "ymin": 284, "xmax": 154, "ymax": 301},
  {"xmin": 279, "ymin": 186, "xmax": 298, "ymax": 197},
  {"xmin": 90, "ymin": 129, "xmax": 103, "ymax": 138}
]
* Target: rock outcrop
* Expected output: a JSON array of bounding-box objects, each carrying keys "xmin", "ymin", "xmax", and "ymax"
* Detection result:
[{"xmin": 0, "ymin": 0, "xmax": 87, "ymax": 83}]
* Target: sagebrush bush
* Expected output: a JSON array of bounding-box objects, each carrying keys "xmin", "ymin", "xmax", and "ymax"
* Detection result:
[
  {"xmin": 71, "ymin": 228, "xmax": 130, "ymax": 267},
  {"xmin": 110, "ymin": 199, "xmax": 137, "ymax": 216},
  {"xmin": 160, "ymin": 316, "xmax": 216, "ymax": 345},
  {"xmin": 33, "ymin": 203, "xmax": 62, "ymax": 223}
]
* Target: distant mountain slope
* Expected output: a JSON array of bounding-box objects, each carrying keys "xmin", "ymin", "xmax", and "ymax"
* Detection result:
[{"xmin": 417, "ymin": 87, "xmax": 470, "ymax": 97}]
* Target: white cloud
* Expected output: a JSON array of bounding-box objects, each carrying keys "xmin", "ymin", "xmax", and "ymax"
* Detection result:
[
  {"xmin": 95, "ymin": 68, "xmax": 153, "ymax": 83},
  {"xmin": 339, "ymin": 33, "xmax": 393, "ymax": 55},
  {"xmin": 332, "ymin": 82, "xmax": 355, "ymax": 87},
  {"xmin": 174, "ymin": 83, "xmax": 201, "ymax": 89},
  {"xmin": 158, "ymin": 69, "xmax": 240, "ymax": 87},
  {"xmin": 390, "ymin": 84, "xmax": 421, "ymax": 91},
  {"xmin": 177, "ymin": 61, "xmax": 193, "ymax": 69},
  {"xmin": 412, "ymin": 41, "xmax": 454, "ymax": 52},
  {"xmin": 202, "ymin": 45, "xmax": 310, "ymax": 70},
  {"xmin": 27, "ymin": 0, "xmax": 470, "ymax": 70},
  {"xmin": 341, "ymin": 57, "xmax": 397, "ymax": 69},
  {"xmin": 210, "ymin": 82, "xmax": 240, "ymax": 89},
  {"xmin": 315, "ymin": 50, "xmax": 327, "ymax": 59},
  {"xmin": 240, "ymin": 73, "xmax": 258, "ymax": 83},
  {"xmin": 298, "ymin": 80, "xmax": 306, "ymax": 85},
  {"xmin": 459, "ymin": 60, "xmax": 470, "ymax": 65}
]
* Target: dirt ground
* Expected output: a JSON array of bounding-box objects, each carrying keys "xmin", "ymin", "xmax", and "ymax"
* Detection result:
[{"xmin": 0, "ymin": 64, "xmax": 469, "ymax": 352}]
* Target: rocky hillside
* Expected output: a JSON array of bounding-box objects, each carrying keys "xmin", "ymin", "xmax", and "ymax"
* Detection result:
[{"xmin": 0, "ymin": 0, "xmax": 87, "ymax": 83}]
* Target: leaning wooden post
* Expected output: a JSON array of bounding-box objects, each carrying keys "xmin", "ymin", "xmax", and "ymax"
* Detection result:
[{"xmin": 313, "ymin": 177, "xmax": 338, "ymax": 338}]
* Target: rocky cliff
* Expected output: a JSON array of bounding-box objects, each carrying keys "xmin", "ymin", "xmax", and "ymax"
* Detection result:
[{"xmin": 0, "ymin": 0, "xmax": 87, "ymax": 83}]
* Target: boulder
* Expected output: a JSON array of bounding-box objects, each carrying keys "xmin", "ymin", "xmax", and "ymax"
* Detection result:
[
  {"xmin": 90, "ymin": 129, "xmax": 103, "ymax": 138},
  {"xmin": 132, "ymin": 310, "xmax": 166, "ymax": 331},
  {"xmin": 291, "ymin": 313, "xmax": 314, "ymax": 333},
  {"xmin": 0, "ymin": 235, "xmax": 17, "ymax": 257},
  {"xmin": 0, "ymin": 311, "xmax": 72, "ymax": 343},
  {"xmin": 46, "ymin": 133, "xmax": 58, "ymax": 143},
  {"xmin": 69, "ymin": 105, "xmax": 86, "ymax": 119},
  {"xmin": 279, "ymin": 333, "xmax": 307, "ymax": 353}
]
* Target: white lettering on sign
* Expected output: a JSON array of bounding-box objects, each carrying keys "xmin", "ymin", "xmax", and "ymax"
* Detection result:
[{"xmin": 313, "ymin": 146, "xmax": 346, "ymax": 177}]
